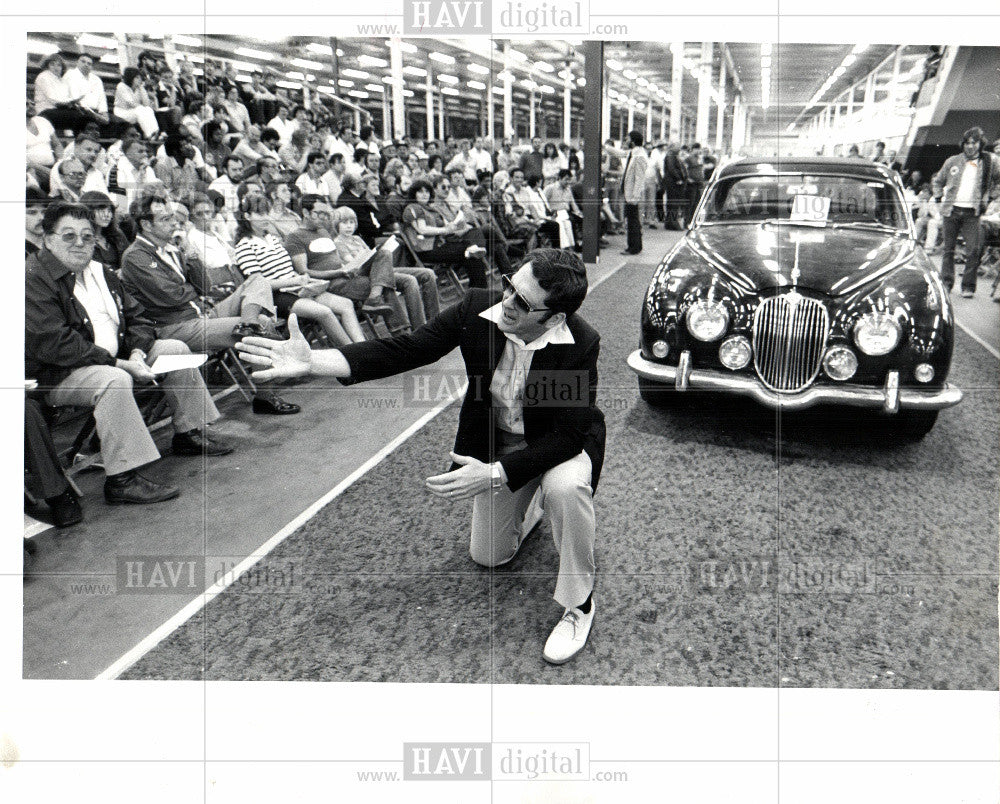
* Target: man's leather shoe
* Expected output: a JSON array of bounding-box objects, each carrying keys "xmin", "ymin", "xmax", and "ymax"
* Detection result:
[
  {"xmin": 46, "ymin": 489, "xmax": 83, "ymax": 527},
  {"xmin": 172, "ymin": 429, "xmax": 234, "ymax": 456},
  {"xmin": 104, "ymin": 470, "xmax": 180, "ymax": 505},
  {"xmin": 542, "ymin": 602, "xmax": 595, "ymax": 665},
  {"xmin": 252, "ymin": 392, "xmax": 300, "ymax": 415},
  {"xmin": 233, "ymin": 320, "xmax": 284, "ymax": 340},
  {"xmin": 620, "ymin": 249, "xmax": 640, "ymax": 255}
]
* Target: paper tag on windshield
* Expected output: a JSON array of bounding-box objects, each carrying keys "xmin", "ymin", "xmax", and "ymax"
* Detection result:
[{"xmin": 790, "ymin": 194, "xmax": 831, "ymax": 223}]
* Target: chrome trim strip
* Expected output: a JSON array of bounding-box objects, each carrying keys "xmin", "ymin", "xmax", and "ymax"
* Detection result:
[{"xmin": 627, "ymin": 351, "xmax": 963, "ymax": 412}]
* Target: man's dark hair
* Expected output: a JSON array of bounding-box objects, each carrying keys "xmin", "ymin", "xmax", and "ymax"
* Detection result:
[
  {"xmin": 557, "ymin": 168, "xmax": 573, "ymax": 180},
  {"xmin": 299, "ymin": 193, "xmax": 328, "ymax": 214},
  {"xmin": 359, "ymin": 124, "xmax": 373, "ymax": 141},
  {"xmin": 41, "ymin": 201, "xmax": 93, "ymax": 235},
  {"xmin": 407, "ymin": 179, "xmax": 434, "ymax": 202},
  {"xmin": 122, "ymin": 66, "xmax": 142, "ymax": 87},
  {"xmin": 121, "ymin": 135, "xmax": 145, "ymax": 156},
  {"xmin": 292, "ymin": 104, "xmax": 309, "ymax": 118},
  {"xmin": 526, "ymin": 174, "xmax": 543, "ymax": 189},
  {"xmin": 129, "ymin": 192, "xmax": 171, "ymax": 226},
  {"xmin": 305, "ymin": 150, "xmax": 327, "ymax": 167},
  {"xmin": 627, "ymin": 130, "xmax": 644, "ymax": 147},
  {"xmin": 74, "ymin": 131, "xmax": 100, "ymax": 148},
  {"xmin": 222, "ymin": 154, "xmax": 244, "ymax": 171},
  {"xmin": 876, "ymin": 141, "xmax": 886, "ymax": 148},
  {"xmin": 510, "ymin": 167, "xmax": 525, "ymax": 179},
  {"xmin": 260, "ymin": 127, "xmax": 281, "ymax": 145},
  {"xmin": 522, "ymin": 247, "xmax": 588, "ymax": 317},
  {"xmin": 26, "ymin": 187, "xmax": 49, "ymax": 208},
  {"xmin": 962, "ymin": 127, "xmax": 985, "ymax": 145},
  {"xmin": 329, "ymin": 152, "xmax": 345, "ymax": 166},
  {"xmin": 202, "ymin": 120, "xmax": 225, "ymax": 143}
]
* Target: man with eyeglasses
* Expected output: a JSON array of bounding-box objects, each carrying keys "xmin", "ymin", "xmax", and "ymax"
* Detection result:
[
  {"xmin": 931, "ymin": 127, "xmax": 1000, "ymax": 297},
  {"xmin": 236, "ymin": 248, "xmax": 605, "ymax": 664},
  {"xmin": 50, "ymin": 133, "xmax": 108, "ymax": 199},
  {"xmin": 26, "ymin": 202, "xmax": 234, "ymax": 505}
]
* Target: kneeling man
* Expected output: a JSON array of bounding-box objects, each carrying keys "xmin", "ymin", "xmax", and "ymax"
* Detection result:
[{"xmin": 238, "ymin": 249, "xmax": 605, "ymax": 664}]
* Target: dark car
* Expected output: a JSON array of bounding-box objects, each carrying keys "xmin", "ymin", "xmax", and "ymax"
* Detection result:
[{"xmin": 627, "ymin": 157, "xmax": 962, "ymax": 439}]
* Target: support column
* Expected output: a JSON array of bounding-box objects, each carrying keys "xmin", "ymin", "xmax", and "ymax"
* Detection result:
[
  {"xmin": 487, "ymin": 81, "xmax": 495, "ymax": 141},
  {"xmin": 696, "ymin": 41, "xmax": 713, "ymax": 144},
  {"xmin": 715, "ymin": 56, "xmax": 726, "ymax": 152},
  {"xmin": 626, "ymin": 104, "xmax": 634, "ymax": 132},
  {"xmin": 529, "ymin": 89, "xmax": 536, "ymax": 137},
  {"xmin": 503, "ymin": 43, "xmax": 513, "ymax": 138},
  {"xmin": 670, "ymin": 43, "xmax": 683, "ymax": 142},
  {"xmin": 731, "ymin": 95, "xmax": 744, "ymax": 152},
  {"xmin": 601, "ymin": 66, "xmax": 611, "ymax": 141},
  {"xmin": 425, "ymin": 69, "xmax": 435, "ymax": 142},
  {"xmin": 161, "ymin": 34, "xmax": 178, "ymax": 71},
  {"xmin": 381, "ymin": 94, "xmax": 391, "ymax": 140},
  {"xmin": 389, "ymin": 37, "xmax": 405, "ymax": 140},
  {"xmin": 581, "ymin": 40, "xmax": 604, "ymax": 264},
  {"xmin": 660, "ymin": 101, "xmax": 667, "ymax": 140},
  {"xmin": 438, "ymin": 85, "xmax": 445, "ymax": 140},
  {"xmin": 645, "ymin": 94, "xmax": 653, "ymax": 142},
  {"xmin": 563, "ymin": 70, "xmax": 572, "ymax": 143}
]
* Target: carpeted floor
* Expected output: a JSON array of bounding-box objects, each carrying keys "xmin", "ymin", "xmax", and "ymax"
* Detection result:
[{"xmin": 121, "ymin": 260, "xmax": 999, "ymax": 687}]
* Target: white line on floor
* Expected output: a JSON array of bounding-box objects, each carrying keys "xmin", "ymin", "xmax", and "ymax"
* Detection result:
[
  {"xmin": 955, "ymin": 318, "xmax": 1000, "ymax": 361},
  {"xmin": 95, "ymin": 257, "xmax": 632, "ymax": 680}
]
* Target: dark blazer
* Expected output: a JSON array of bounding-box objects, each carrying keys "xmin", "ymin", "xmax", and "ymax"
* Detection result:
[
  {"xmin": 119, "ymin": 235, "xmax": 212, "ymax": 326},
  {"xmin": 339, "ymin": 289, "xmax": 606, "ymax": 493},
  {"xmin": 334, "ymin": 190, "xmax": 384, "ymax": 247},
  {"xmin": 25, "ymin": 249, "xmax": 157, "ymax": 389}
]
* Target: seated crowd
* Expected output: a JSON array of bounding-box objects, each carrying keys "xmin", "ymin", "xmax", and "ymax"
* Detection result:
[{"xmin": 25, "ymin": 47, "xmax": 606, "ymax": 530}]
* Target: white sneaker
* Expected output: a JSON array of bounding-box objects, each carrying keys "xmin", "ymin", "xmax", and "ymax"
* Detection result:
[{"xmin": 542, "ymin": 602, "xmax": 595, "ymax": 665}]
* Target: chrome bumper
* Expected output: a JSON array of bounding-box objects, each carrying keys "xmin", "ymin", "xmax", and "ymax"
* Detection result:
[{"xmin": 627, "ymin": 350, "xmax": 963, "ymax": 413}]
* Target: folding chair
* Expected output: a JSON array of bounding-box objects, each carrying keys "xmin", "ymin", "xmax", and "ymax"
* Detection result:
[{"xmin": 396, "ymin": 228, "xmax": 468, "ymax": 303}]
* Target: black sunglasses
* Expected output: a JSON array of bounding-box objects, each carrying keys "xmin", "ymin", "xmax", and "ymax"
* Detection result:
[{"xmin": 501, "ymin": 274, "xmax": 548, "ymax": 314}]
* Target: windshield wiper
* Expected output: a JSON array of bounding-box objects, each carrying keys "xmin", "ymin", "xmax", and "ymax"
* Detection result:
[{"xmin": 760, "ymin": 218, "xmax": 828, "ymax": 228}]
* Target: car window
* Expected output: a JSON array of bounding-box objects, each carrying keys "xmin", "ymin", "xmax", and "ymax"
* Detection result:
[{"xmin": 701, "ymin": 174, "xmax": 907, "ymax": 229}]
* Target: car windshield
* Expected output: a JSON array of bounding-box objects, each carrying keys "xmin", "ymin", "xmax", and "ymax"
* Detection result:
[{"xmin": 697, "ymin": 173, "xmax": 908, "ymax": 231}]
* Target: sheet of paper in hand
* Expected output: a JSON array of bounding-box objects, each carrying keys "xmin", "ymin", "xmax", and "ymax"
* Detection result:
[
  {"xmin": 342, "ymin": 247, "xmax": 375, "ymax": 275},
  {"xmin": 149, "ymin": 353, "xmax": 208, "ymax": 375}
]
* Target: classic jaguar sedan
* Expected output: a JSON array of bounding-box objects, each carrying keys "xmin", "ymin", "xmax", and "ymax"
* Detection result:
[{"xmin": 627, "ymin": 157, "xmax": 963, "ymax": 439}]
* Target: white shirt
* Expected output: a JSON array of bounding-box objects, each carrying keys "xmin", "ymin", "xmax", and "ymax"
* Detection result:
[
  {"xmin": 63, "ymin": 67, "xmax": 108, "ymax": 114},
  {"xmin": 296, "ymin": 172, "xmax": 335, "ymax": 200},
  {"xmin": 321, "ymin": 170, "xmax": 343, "ymax": 204},
  {"xmin": 184, "ymin": 226, "xmax": 235, "ymax": 273},
  {"xmin": 49, "ymin": 160, "xmax": 108, "ymax": 197},
  {"xmin": 116, "ymin": 156, "xmax": 159, "ymax": 211},
  {"xmin": 267, "ymin": 115, "xmax": 293, "ymax": 146},
  {"xmin": 470, "ymin": 147, "xmax": 494, "ymax": 174},
  {"xmin": 73, "ymin": 261, "xmax": 120, "ymax": 356},
  {"xmin": 954, "ymin": 159, "xmax": 981, "ymax": 209},
  {"xmin": 478, "ymin": 302, "xmax": 575, "ymax": 436},
  {"xmin": 208, "ymin": 174, "xmax": 240, "ymax": 214}
]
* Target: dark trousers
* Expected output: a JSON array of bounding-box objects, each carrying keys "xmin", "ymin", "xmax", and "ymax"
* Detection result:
[
  {"xmin": 25, "ymin": 399, "xmax": 69, "ymax": 501},
  {"xmin": 624, "ymin": 203, "xmax": 642, "ymax": 253},
  {"xmin": 941, "ymin": 207, "xmax": 984, "ymax": 292},
  {"xmin": 687, "ymin": 182, "xmax": 703, "ymax": 222},
  {"xmin": 418, "ymin": 241, "xmax": 488, "ymax": 288}
]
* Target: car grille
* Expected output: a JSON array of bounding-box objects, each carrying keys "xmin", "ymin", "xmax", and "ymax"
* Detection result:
[{"xmin": 752, "ymin": 293, "xmax": 830, "ymax": 393}]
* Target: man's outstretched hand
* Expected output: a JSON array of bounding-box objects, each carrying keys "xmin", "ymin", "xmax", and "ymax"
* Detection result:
[
  {"xmin": 426, "ymin": 452, "xmax": 492, "ymax": 501},
  {"xmin": 236, "ymin": 313, "xmax": 312, "ymax": 382}
]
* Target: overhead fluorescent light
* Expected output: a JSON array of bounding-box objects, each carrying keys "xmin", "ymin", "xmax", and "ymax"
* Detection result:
[
  {"xmin": 622, "ymin": 69, "xmax": 638, "ymax": 80},
  {"xmin": 522, "ymin": 78, "xmax": 537, "ymax": 89},
  {"xmin": 441, "ymin": 86, "xmax": 459, "ymax": 96},
  {"xmin": 467, "ymin": 62, "xmax": 491, "ymax": 75},
  {"xmin": 558, "ymin": 69, "xmax": 573, "ymax": 80},
  {"xmin": 429, "ymin": 51, "xmax": 455, "ymax": 64},
  {"xmin": 492, "ymin": 86, "xmax": 504, "ymax": 95},
  {"xmin": 468, "ymin": 80, "xmax": 486, "ymax": 90},
  {"xmin": 172, "ymin": 35, "xmax": 203, "ymax": 48},
  {"xmin": 291, "ymin": 57, "xmax": 325, "ymax": 71},
  {"xmin": 287, "ymin": 71, "xmax": 305, "ymax": 80},
  {"xmin": 507, "ymin": 49, "xmax": 527, "ymax": 62},
  {"xmin": 365, "ymin": 83, "xmax": 385, "ymax": 93},
  {"xmin": 100, "ymin": 53, "xmax": 120, "ymax": 65},
  {"xmin": 539, "ymin": 85, "xmax": 555, "ymax": 94},
  {"xmin": 647, "ymin": 83, "xmax": 658, "ymax": 93},
  {"xmin": 338, "ymin": 79, "xmax": 354, "ymax": 87},
  {"xmin": 342, "ymin": 68, "xmax": 371, "ymax": 79},
  {"xmin": 607, "ymin": 59, "xmax": 623, "ymax": 70},
  {"xmin": 403, "ymin": 65, "xmax": 427, "ymax": 77},
  {"xmin": 307, "ymin": 42, "xmax": 334, "ymax": 56},
  {"xmin": 534, "ymin": 61, "xmax": 554, "ymax": 72},
  {"xmin": 347, "ymin": 90, "xmax": 369, "ymax": 98},
  {"xmin": 275, "ymin": 80, "xmax": 301, "ymax": 89},
  {"xmin": 236, "ymin": 74, "xmax": 253, "ymax": 83},
  {"xmin": 77, "ymin": 34, "xmax": 118, "ymax": 49},
  {"xmin": 636, "ymin": 76, "xmax": 649, "ymax": 87},
  {"xmin": 578, "ymin": 77, "xmax": 586, "ymax": 87},
  {"xmin": 403, "ymin": 89, "xmax": 415, "ymax": 97},
  {"xmin": 438, "ymin": 74, "xmax": 459, "ymax": 84},
  {"xmin": 236, "ymin": 47, "xmax": 273, "ymax": 61},
  {"xmin": 385, "ymin": 40, "xmax": 419, "ymax": 54},
  {"xmin": 359, "ymin": 54, "xmax": 388, "ymax": 68},
  {"xmin": 27, "ymin": 39, "xmax": 60, "ymax": 55}
]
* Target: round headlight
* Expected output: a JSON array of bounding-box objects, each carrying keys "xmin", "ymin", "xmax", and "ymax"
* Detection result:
[
  {"xmin": 651, "ymin": 340, "xmax": 669, "ymax": 359},
  {"xmin": 914, "ymin": 363, "xmax": 935, "ymax": 383},
  {"xmin": 853, "ymin": 312, "xmax": 901, "ymax": 356},
  {"xmin": 823, "ymin": 346, "xmax": 858, "ymax": 381},
  {"xmin": 719, "ymin": 335, "xmax": 752, "ymax": 370},
  {"xmin": 685, "ymin": 300, "xmax": 730, "ymax": 342}
]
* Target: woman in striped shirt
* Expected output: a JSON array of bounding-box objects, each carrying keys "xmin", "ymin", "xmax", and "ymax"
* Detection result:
[{"xmin": 234, "ymin": 195, "xmax": 366, "ymax": 346}]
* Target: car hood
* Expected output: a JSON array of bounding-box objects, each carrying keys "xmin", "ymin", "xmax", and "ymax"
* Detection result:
[{"xmin": 688, "ymin": 224, "xmax": 916, "ymax": 296}]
